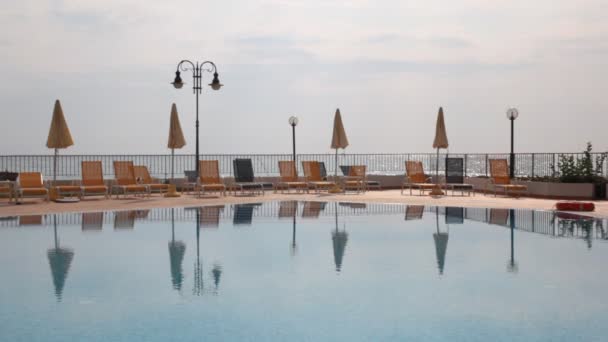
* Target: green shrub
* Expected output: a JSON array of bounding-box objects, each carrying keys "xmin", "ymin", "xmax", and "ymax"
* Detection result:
[{"xmin": 555, "ymin": 142, "xmax": 607, "ymax": 183}]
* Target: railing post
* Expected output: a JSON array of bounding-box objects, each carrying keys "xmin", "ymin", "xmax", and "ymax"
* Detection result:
[
  {"xmin": 552, "ymin": 153, "xmax": 556, "ymax": 178},
  {"xmin": 485, "ymin": 154, "xmax": 489, "ymax": 177},
  {"xmin": 531, "ymin": 153, "xmax": 535, "ymax": 178},
  {"xmin": 464, "ymin": 154, "xmax": 468, "ymax": 178}
]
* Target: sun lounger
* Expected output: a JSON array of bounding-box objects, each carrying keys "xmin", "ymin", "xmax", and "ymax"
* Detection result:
[
  {"xmin": 15, "ymin": 172, "xmax": 49, "ymax": 203},
  {"xmin": 56, "ymin": 161, "xmax": 107, "ymax": 199},
  {"xmin": 197, "ymin": 160, "xmax": 226, "ymax": 197},
  {"xmin": 275, "ymin": 161, "xmax": 308, "ymax": 193},
  {"xmin": 232, "ymin": 159, "xmax": 270, "ymax": 195},
  {"xmin": 0, "ymin": 181, "xmax": 14, "ymax": 202},
  {"xmin": 134, "ymin": 165, "xmax": 169, "ymax": 195},
  {"xmin": 302, "ymin": 161, "xmax": 335, "ymax": 192},
  {"xmin": 112, "ymin": 161, "xmax": 150, "ymax": 199},
  {"xmin": 401, "ymin": 161, "xmax": 434, "ymax": 195},
  {"xmin": 340, "ymin": 165, "xmax": 381, "ymax": 191},
  {"xmin": 486, "ymin": 159, "xmax": 527, "ymax": 197},
  {"xmin": 444, "ymin": 157, "xmax": 474, "ymax": 196},
  {"xmin": 342, "ymin": 165, "xmax": 367, "ymax": 193}
]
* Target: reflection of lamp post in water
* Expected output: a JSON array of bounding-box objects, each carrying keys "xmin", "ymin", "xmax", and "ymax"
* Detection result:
[
  {"xmin": 193, "ymin": 209, "xmax": 222, "ymax": 296},
  {"xmin": 291, "ymin": 215, "xmax": 297, "ymax": 256},
  {"xmin": 507, "ymin": 209, "xmax": 518, "ymax": 273},
  {"xmin": 193, "ymin": 210, "xmax": 204, "ymax": 296}
]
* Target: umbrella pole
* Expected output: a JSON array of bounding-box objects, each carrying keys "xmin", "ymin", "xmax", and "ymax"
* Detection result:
[
  {"xmin": 436, "ymin": 148, "xmax": 439, "ymax": 185},
  {"xmin": 436, "ymin": 207, "xmax": 439, "ymax": 234},
  {"xmin": 335, "ymin": 202, "xmax": 338, "ymax": 232},
  {"xmin": 171, "ymin": 148, "xmax": 175, "ymax": 180},
  {"xmin": 171, "ymin": 208, "xmax": 175, "ymax": 242},
  {"xmin": 54, "ymin": 215, "xmax": 59, "ymax": 249},
  {"xmin": 430, "ymin": 148, "xmax": 444, "ymax": 196},
  {"xmin": 335, "ymin": 149, "xmax": 338, "ymax": 177},
  {"xmin": 53, "ymin": 148, "xmax": 58, "ymax": 183}
]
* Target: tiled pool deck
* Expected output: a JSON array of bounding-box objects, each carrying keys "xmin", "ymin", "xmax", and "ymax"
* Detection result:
[{"xmin": 1, "ymin": 190, "xmax": 606, "ymax": 218}]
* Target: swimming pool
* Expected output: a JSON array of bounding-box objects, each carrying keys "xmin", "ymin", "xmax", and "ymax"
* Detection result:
[{"xmin": 1, "ymin": 202, "xmax": 607, "ymax": 341}]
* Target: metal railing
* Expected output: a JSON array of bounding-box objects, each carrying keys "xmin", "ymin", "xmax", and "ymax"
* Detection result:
[{"xmin": 0, "ymin": 152, "xmax": 606, "ymax": 180}]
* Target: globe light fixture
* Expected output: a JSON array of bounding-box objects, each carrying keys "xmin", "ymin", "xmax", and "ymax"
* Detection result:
[
  {"xmin": 288, "ymin": 116, "xmax": 298, "ymax": 162},
  {"xmin": 289, "ymin": 116, "xmax": 299, "ymax": 127},
  {"xmin": 506, "ymin": 107, "xmax": 519, "ymax": 178}
]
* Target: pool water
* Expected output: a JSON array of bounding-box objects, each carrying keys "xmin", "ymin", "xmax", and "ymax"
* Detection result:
[{"xmin": 1, "ymin": 202, "xmax": 607, "ymax": 342}]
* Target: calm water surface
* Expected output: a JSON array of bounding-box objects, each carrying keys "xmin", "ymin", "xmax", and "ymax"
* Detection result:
[{"xmin": 0, "ymin": 202, "xmax": 607, "ymax": 341}]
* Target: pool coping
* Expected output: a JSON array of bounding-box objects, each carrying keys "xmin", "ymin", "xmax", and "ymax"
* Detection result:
[{"xmin": 1, "ymin": 190, "xmax": 607, "ymax": 218}]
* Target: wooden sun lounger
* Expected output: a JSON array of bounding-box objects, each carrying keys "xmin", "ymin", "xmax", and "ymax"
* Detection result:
[
  {"xmin": 112, "ymin": 161, "xmax": 150, "ymax": 199},
  {"xmin": 401, "ymin": 161, "xmax": 434, "ymax": 195},
  {"xmin": 275, "ymin": 161, "xmax": 308, "ymax": 193},
  {"xmin": 134, "ymin": 165, "xmax": 169, "ymax": 195},
  {"xmin": 197, "ymin": 160, "xmax": 226, "ymax": 197},
  {"xmin": 302, "ymin": 161, "xmax": 335, "ymax": 192},
  {"xmin": 486, "ymin": 159, "xmax": 527, "ymax": 197},
  {"xmin": 15, "ymin": 172, "xmax": 49, "ymax": 203}
]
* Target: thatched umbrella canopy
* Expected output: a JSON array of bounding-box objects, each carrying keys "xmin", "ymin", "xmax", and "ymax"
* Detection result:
[
  {"xmin": 47, "ymin": 215, "xmax": 74, "ymax": 301},
  {"xmin": 46, "ymin": 100, "xmax": 74, "ymax": 182},
  {"xmin": 167, "ymin": 103, "xmax": 186, "ymax": 179},
  {"xmin": 330, "ymin": 108, "xmax": 349, "ymax": 177},
  {"xmin": 431, "ymin": 107, "xmax": 449, "ymax": 196}
]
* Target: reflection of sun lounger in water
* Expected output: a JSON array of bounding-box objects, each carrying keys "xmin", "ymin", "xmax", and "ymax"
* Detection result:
[
  {"xmin": 404, "ymin": 205, "xmax": 425, "ymax": 221},
  {"xmin": 233, "ymin": 203, "xmax": 262, "ymax": 225},
  {"xmin": 82, "ymin": 212, "xmax": 104, "ymax": 231},
  {"xmin": 302, "ymin": 201, "xmax": 326, "ymax": 218}
]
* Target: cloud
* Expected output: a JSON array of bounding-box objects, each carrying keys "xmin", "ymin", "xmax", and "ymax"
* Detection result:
[
  {"xmin": 367, "ymin": 33, "xmax": 474, "ymax": 49},
  {"xmin": 231, "ymin": 34, "xmax": 317, "ymax": 64}
]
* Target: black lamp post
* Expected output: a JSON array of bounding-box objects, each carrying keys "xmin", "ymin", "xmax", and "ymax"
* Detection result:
[
  {"xmin": 506, "ymin": 108, "xmax": 519, "ymax": 179},
  {"xmin": 288, "ymin": 116, "xmax": 298, "ymax": 162},
  {"xmin": 172, "ymin": 60, "xmax": 223, "ymax": 176}
]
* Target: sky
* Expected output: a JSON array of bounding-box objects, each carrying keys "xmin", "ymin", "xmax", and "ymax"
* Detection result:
[{"xmin": 0, "ymin": 0, "xmax": 607, "ymax": 155}]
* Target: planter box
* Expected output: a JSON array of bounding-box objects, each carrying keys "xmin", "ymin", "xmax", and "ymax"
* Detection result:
[{"xmin": 519, "ymin": 181, "xmax": 594, "ymax": 199}]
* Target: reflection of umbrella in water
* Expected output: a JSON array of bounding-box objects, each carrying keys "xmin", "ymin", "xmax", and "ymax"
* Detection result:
[
  {"xmin": 47, "ymin": 215, "xmax": 74, "ymax": 301},
  {"xmin": 432, "ymin": 207, "xmax": 449, "ymax": 275},
  {"xmin": 212, "ymin": 264, "xmax": 222, "ymax": 294},
  {"xmin": 168, "ymin": 208, "xmax": 186, "ymax": 291},
  {"xmin": 331, "ymin": 202, "xmax": 348, "ymax": 272}
]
